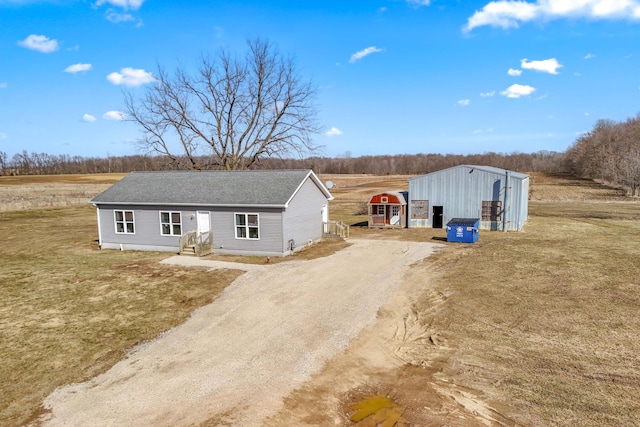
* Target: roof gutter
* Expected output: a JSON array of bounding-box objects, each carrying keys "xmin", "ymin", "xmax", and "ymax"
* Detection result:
[{"xmin": 90, "ymin": 201, "xmax": 288, "ymax": 209}]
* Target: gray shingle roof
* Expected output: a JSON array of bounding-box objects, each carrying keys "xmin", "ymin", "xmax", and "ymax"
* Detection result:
[{"xmin": 91, "ymin": 170, "xmax": 332, "ymax": 207}]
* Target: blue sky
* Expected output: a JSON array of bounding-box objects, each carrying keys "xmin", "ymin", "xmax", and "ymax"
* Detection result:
[{"xmin": 1, "ymin": 0, "xmax": 640, "ymax": 159}]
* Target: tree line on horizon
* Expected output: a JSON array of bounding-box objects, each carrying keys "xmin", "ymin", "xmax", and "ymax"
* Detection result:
[
  {"xmin": 1, "ymin": 131, "xmax": 638, "ymax": 196},
  {"xmin": 0, "ymin": 148, "xmax": 565, "ymax": 176}
]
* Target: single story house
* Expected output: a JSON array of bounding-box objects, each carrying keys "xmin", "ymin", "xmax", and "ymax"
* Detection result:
[
  {"xmin": 408, "ymin": 165, "xmax": 529, "ymax": 231},
  {"xmin": 91, "ymin": 169, "xmax": 333, "ymax": 257}
]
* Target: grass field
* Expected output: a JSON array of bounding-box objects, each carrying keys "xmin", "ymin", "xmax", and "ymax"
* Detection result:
[{"xmin": 1, "ymin": 172, "xmax": 639, "ymax": 426}]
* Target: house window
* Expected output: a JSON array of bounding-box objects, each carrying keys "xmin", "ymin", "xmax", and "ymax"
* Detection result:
[
  {"xmin": 482, "ymin": 201, "xmax": 502, "ymax": 221},
  {"xmin": 235, "ymin": 213, "xmax": 259, "ymax": 239},
  {"xmin": 376, "ymin": 205, "xmax": 385, "ymax": 214},
  {"xmin": 160, "ymin": 211, "xmax": 182, "ymax": 236},
  {"xmin": 114, "ymin": 210, "xmax": 135, "ymax": 234},
  {"xmin": 411, "ymin": 200, "xmax": 429, "ymax": 219}
]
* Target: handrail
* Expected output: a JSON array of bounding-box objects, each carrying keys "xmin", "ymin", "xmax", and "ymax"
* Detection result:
[
  {"xmin": 180, "ymin": 230, "xmax": 212, "ymax": 256},
  {"xmin": 325, "ymin": 220, "xmax": 349, "ymax": 239},
  {"xmin": 195, "ymin": 230, "xmax": 213, "ymax": 256},
  {"xmin": 179, "ymin": 230, "xmax": 197, "ymax": 253}
]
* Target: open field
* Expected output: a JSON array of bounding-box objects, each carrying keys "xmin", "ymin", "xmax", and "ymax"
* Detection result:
[
  {"xmin": 0, "ymin": 174, "xmax": 124, "ymax": 212},
  {"xmin": 268, "ymin": 172, "xmax": 640, "ymax": 426},
  {"xmin": 1, "ymin": 171, "xmax": 640, "ymax": 426}
]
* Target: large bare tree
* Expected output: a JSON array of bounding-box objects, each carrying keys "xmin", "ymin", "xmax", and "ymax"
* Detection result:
[{"xmin": 124, "ymin": 39, "xmax": 321, "ymax": 170}]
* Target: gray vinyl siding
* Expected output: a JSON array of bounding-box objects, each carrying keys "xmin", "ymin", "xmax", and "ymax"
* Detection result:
[
  {"xmin": 408, "ymin": 165, "xmax": 529, "ymax": 231},
  {"xmin": 97, "ymin": 205, "xmax": 197, "ymax": 251},
  {"xmin": 282, "ymin": 178, "xmax": 328, "ymax": 252},
  {"xmin": 93, "ymin": 171, "xmax": 333, "ymax": 256},
  {"xmin": 210, "ymin": 207, "xmax": 284, "ymax": 256}
]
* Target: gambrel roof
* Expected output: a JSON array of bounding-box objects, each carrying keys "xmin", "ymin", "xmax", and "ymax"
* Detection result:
[{"xmin": 91, "ymin": 169, "xmax": 333, "ymax": 208}]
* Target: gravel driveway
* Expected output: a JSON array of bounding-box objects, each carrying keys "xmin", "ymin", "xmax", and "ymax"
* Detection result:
[{"xmin": 40, "ymin": 239, "xmax": 439, "ymax": 426}]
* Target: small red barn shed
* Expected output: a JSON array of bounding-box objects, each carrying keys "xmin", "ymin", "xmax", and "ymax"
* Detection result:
[{"xmin": 367, "ymin": 191, "xmax": 408, "ymax": 228}]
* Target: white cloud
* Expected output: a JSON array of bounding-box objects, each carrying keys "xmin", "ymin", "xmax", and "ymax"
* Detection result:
[
  {"xmin": 82, "ymin": 114, "xmax": 97, "ymax": 122},
  {"xmin": 18, "ymin": 34, "xmax": 59, "ymax": 53},
  {"xmin": 325, "ymin": 127, "xmax": 343, "ymax": 137},
  {"xmin": 107, "ymin": 67, "xmax": 155, "ymax": 86},
  {"xmin": 0, "ymin": 83, "xmax": 7, "ymax": 89},
  {"xmin": 407, "ymin": 0, "xmax": 431, "ymax": 6},
  {"xmin": 106, "ymin": 11, "xmax": 135, "ymax": 23},
  {"xmin": 64, "ymin": 63, "xmax": 92, "ymax": 74},
  {"xmin": 521, "ymin": 58, "xmax": 562, "ymax": 74},
  {"xmin": 103, "ymin": 110, "xmax": 126, "ymax": 120},
  {"xmin": 584, "ymin": 53, "xmax": 596, "ymax": 59},
  {"xmin": 508, "ymin": 68, "xmax": 522, "ymax": 76},
  {"xmin": 349, "ymin": 46, "xmax": 383, "ymax": 63},
  {"xmin": 464, "ymin": 0, "xmax": 640, "ymax": 32},
  {"xmin": 501, "ymin": 83, "xmax": 536, "ymax": 98},
  {"xmin": 480, "ymin": 91, "xmax": 495, "ymax": 97},
  {"xmin": 95, "ymin": 0, "xmax": 144, "ymax": 10},
  {"xmin": 458, "ymin": 99, "xmax": 471, "ymax": 106}
]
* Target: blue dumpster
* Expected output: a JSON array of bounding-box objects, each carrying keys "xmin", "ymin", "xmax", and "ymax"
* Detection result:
[{"xmin": 446, "ymin": 218, "xmax": 479, "ymax": 243}]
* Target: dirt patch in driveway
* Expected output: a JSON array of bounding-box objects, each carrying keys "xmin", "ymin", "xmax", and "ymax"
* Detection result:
[
  {"xmin": 39, "ymin": 239, "xmax": 445, "ymax": 426},
  {"xmin": 264, "ymin": 254, "xmax": 514, "ymax": 426}
]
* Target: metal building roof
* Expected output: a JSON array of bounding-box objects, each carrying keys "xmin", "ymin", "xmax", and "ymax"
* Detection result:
[
  {"xmin": 91, "ymin": 169, "xmax": 332, "ymax": 208},
  {"xmin": 408, "ymin": 164, "xmax": 529, "ymax": 181}
]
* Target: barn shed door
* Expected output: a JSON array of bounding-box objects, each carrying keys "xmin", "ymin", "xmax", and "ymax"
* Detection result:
[
  {"xmin": 197, "ymin": 211, "xmax": 210, "ymax": 235},
  {"xmin": 432, "ymin": 206, "xmax": 443, "ymax": 228},
  {"xmin": 390, "ymin": 205, "xmax": 400, "ymax": 225}
]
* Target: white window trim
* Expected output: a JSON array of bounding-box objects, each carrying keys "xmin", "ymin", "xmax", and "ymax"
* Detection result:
[
  {"xmin": 114, "ymin": 210, "xmax": 135, "ymax": 234},
  {"xmin": 234, "ymin": 213, "xmax": 260, "ymax": 240},
  {"xmin": 159, "ymin": 211, "xmax": 182, "ymax": 236}
]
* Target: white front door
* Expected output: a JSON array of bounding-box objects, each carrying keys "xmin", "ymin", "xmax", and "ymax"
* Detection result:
[
  {"xmin": 321, "ymin": 204, "xmax": 328, "ymax": 233},
  {"xmin": 197, "ymin": 211, "xmax": 210, "ymax": 235},
  {"xmin": 390, "ymin": 205, "xmax": 400, "ymax": 225}
]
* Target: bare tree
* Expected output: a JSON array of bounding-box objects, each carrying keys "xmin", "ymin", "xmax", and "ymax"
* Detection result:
[{"xmin": 124, "ymin": 39, "xmax": 321, "ymax": 170}]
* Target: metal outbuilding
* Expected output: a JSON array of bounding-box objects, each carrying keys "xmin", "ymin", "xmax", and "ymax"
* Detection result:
[{"xmin": 408, "ymin": 165, "xmax": 529, "ymax": 231}]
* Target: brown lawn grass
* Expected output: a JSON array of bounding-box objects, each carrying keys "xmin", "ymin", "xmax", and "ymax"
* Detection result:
[
  {"xmin": 0, "ymin": 177, "xmax": 351, "ymax": 426},
  {"xmin": 1, "ymin": 172, "xmax": 640, "ymax": 426},
  {"xmin": 322, "ymin": 171, "xmax": 640, "ymax": 425},
  {"xmin": 426, "ymin": 203, "xmax": 640, "ymax": 425},
  {"xmin": 0, "ymin": 206, "xmax": 244, "ymax": 426},
  {"xmin": 382, "ymin": 172, "xmax": 639, "ymax": 425}
]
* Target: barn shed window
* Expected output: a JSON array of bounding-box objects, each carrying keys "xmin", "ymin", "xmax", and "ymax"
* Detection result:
[
  {"xmin": 114, "ymin": 210, "xmax": 135, "ymax": 234},
  {"xmin": 411, "ymin": 200, "xmax": 429, "ymax": 219},
  {"xmin": 482, "ymin": 201, "xmax": 502, "ymax": 221},
  {"xmin": 235, "ymin": 213, "xmax": 259, "ymax": 239},
  {"xmin": 160, "ymin": 211, "xmax": 182, "ymax": 236}
]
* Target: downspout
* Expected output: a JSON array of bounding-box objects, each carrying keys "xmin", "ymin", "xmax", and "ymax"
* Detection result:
[
  {"xmin": 94, "ymin": 204, "xmax": 103, "ymax": 248},
  {"xmin": 503, "ymin": 171, "xmax": 510, "ymax": 232}
]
